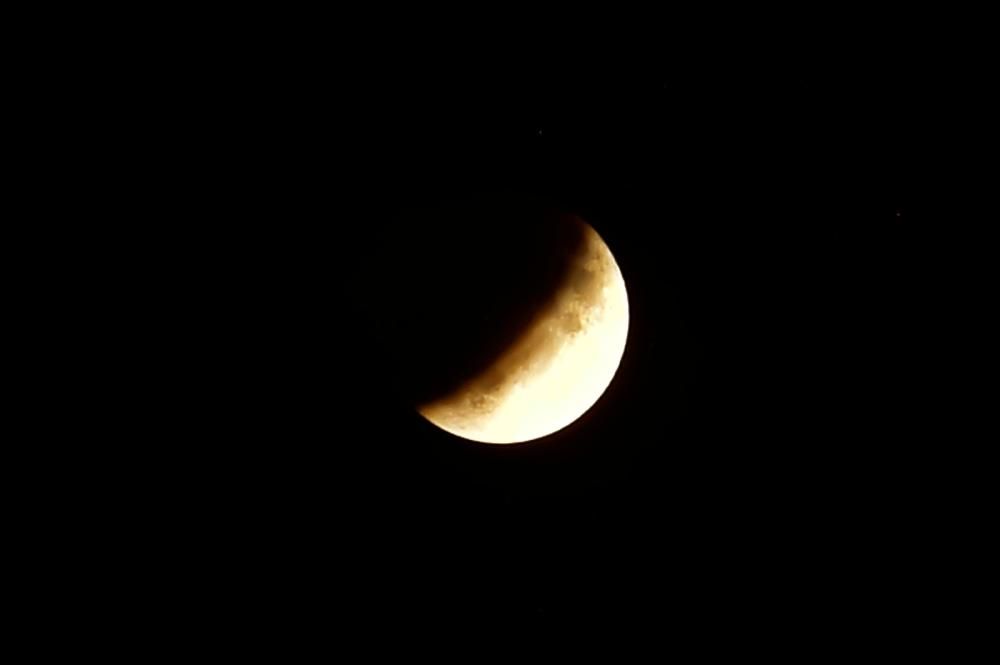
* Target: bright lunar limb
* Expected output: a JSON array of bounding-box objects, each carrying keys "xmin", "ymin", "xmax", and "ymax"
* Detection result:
[{"xmin": 418, "ymin": 218, "xmax": 629, "ymax": 444}]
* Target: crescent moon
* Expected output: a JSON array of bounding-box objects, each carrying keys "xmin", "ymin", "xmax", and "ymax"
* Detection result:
[{"xmin": 418, "ymin": 218, "xmax": 629, "ymax": 444}]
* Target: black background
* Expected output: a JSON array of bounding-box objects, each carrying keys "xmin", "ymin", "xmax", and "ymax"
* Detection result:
[{"xmin": 114, "ymin": 61, "xmax": 958, "ymax": 644}]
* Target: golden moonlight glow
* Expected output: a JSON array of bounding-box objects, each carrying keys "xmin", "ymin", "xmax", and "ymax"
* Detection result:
[{"xmin": 418, "ymin": 219, "xmax": 629, "ymax": 444}]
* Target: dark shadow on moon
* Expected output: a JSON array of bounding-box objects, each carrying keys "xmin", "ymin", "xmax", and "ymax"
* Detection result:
[
  {"xmin": 353, "ymin": 196, "xmax": 590, "ymax": 409},
  {"xmin": 426, "ymin": 223, "xmax": 619, "ymax": 428}
]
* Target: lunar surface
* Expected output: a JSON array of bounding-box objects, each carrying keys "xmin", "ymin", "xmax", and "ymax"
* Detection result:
[{"xmin": 418, "ymin": 218, "xmax": 629, "ymax": 444}]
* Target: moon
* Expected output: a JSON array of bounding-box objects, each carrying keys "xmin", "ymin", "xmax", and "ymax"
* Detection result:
[{"xmin": 418, "ymin": 217, "xmax": 629, "ymax": 444}]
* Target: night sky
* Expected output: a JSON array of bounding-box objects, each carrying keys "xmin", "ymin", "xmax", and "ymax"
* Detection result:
[{"xmin": 145, "ymin": 71, "xmax": 950, "ymax": 641}]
